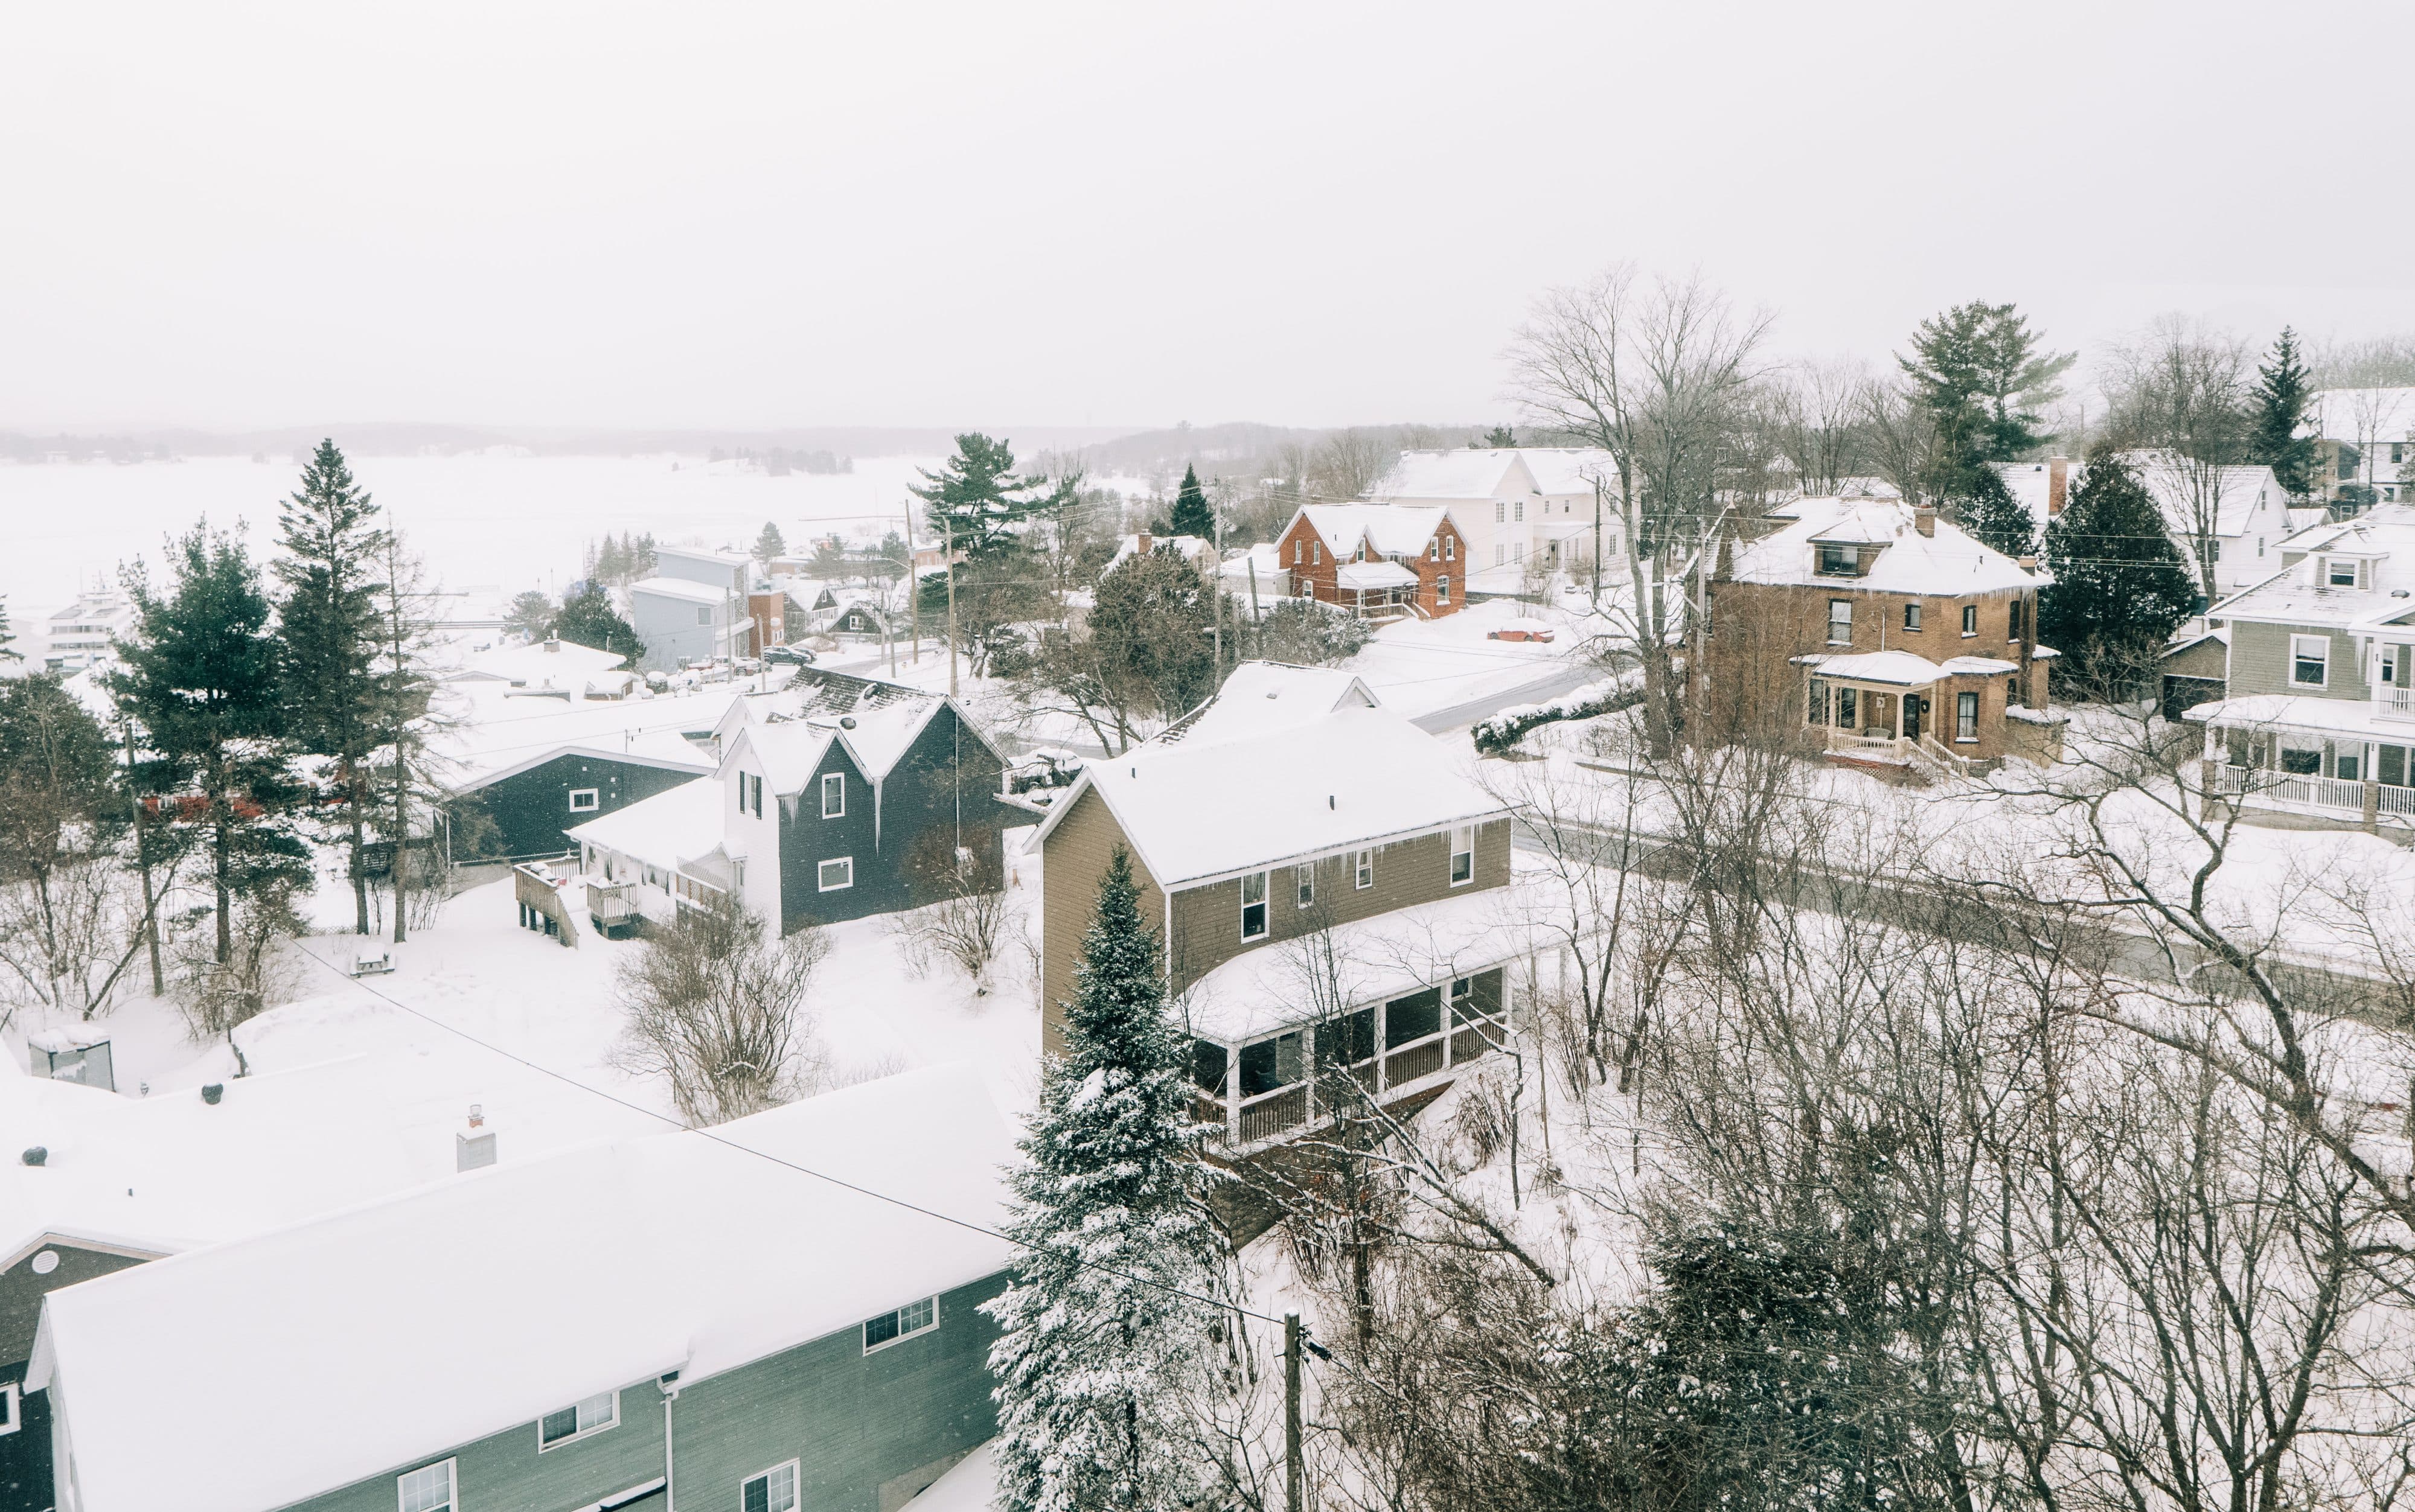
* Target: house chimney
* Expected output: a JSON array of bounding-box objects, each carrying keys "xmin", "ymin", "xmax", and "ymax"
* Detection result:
[
  {"xmin": 457, "ymin": 1105, "xmax": 497, "ymax": 1172},
  {"xmin": 1136, "ymin": 531, "xmax": 1153, "ymax": 557},
  {"xmin": 2048, "ymin": 456, "xmax": 2068, "ymax": 517},
  {"xmin": 1914, "ymin": 505, "xmax": 1936, "ymax": 538},
  {"xmin": 2019, "ymin": 556, "xmax": 2037, "ymax": 573}
]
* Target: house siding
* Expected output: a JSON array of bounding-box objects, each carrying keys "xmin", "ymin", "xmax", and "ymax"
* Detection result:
[
  {"xmin": 1163, "ymin": 820, "xmax": 1513, "ymax": 998},
  {"xmin": 2225, "ymin": 620, "xmax": 2369, "ymax": 701},
  {"xmin": 1, "ymin": 1245, "xmax": 152, "ymax": 1512},
  {"xmin": 270, "ymin": 1275, "xmax": 1003, "ymax": 1512},
  {"xmin": 776, "ymin": 706, "xmax": 1011, "ymax": 933},
  {"xmin": 1276, "ymin": 515, "xmax": 1469, "ymax": 619},
  {"xmin": 453, "ymin": 753, "xmax": 706, "ymax": 864},
  {"xmin": 1039, "ymin": 786, "xmax": 1163, "ymax": 1059}
]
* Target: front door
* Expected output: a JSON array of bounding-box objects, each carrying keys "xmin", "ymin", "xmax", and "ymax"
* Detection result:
[{"xmin": 1904, "ymin": 695, "xmax": 1924, "ymax": 741}]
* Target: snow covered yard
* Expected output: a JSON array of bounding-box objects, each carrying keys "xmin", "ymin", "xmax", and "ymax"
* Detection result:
[{"xmin": 1337, "ymin": 598, "xmax": 1593, "ymax": 721}]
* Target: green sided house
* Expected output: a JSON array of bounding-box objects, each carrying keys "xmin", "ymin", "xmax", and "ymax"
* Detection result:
[
  {"xmin": 31, "ymin": 1065, "xmax": 1016, "ymax": 1512},
  {"xmin": 2185, "ymin": 503, "xmax": 2415, "ymax": 829}
]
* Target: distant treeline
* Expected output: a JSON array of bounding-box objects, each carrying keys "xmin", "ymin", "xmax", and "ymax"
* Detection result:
[{"xmin": 707, "ymin": 446, "xmax": 852, "ymax": 475}]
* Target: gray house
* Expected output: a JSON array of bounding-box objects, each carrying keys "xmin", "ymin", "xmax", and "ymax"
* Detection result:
[
  {"xmin": 33, "ymin": 1065, "xmax": 1016, "ymax": 1512},
  {"xmin": 2186, "ymin": 503, "xmax": 2415, "ymax": 829},
  {"xmin": 570, "ymin": 671, "xmax": 1014, "ymax": 934}
]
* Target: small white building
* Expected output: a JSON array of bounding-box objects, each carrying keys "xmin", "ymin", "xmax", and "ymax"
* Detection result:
[
  {"xmin": 1370, "ymin": 447, "xmax": 1625, "ymax": 583},
  {"xmin": 39, "ymin": 588, "xmax": 135, "ymax": 675}
]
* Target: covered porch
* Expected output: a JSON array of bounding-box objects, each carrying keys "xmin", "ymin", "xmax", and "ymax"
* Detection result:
[
  {"xmin": 1334, "ymin": 560, "xmax": 1424, "ymax": 620},
  {"xmin": 1794, "ymin": 649, "xmax": 2018, "ymax": 770},
  {"xmin": 2187, "ymin": 696, "xmax": 2415, "ymax": 828}
]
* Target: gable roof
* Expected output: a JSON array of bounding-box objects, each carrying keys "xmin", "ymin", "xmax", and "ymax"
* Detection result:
[
  {"xmin": 1156, "ymin": 661, "xmax": 1380, "ymax": 748},
  {"xmin": 1033, "ymin": 700, "xmax": 1511, "ymax": 887},
  {"xmin": 628, "ymin": 575, "xmax": 731, "ymax": 606},
  {"xmin": 444, "ymin": 638, "xmax": 630, "ymax": 687},
  {"xmin": 1291, "ymin": 503, "xmax": 1456, "ymax": 558},
  {"xmin": 33, "ymin": 1065, "xmax": 1016, "ymax": 1512},
  {"xmin": 2206, "ymin": 502, "xmax": 2415, "ymax": 629},
  {"xmin": 744, "ymin": 669, "xmax": 986, "ymax": 786},
  {"xmin": 563, "ymin": 771, "xmax": 725, "ymax": 868},
  {"xmin": 1729, "ymin": 497, "xmax": 2041, "ymax": 596},
  {"xmin": 1370, "ymin": 449, "xmax": 1532, "ymax": 502}
]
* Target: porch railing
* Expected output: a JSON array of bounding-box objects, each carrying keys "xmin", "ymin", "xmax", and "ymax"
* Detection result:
[
  {"xmin": 1238, "ymin": 1086, "xmax": 1308, "ymax": 1144},
  {"xmin": 1822, "ymin": 728, "xmax": 1910, "ymax": 761},
  {"xmin": 2214, "ymin": 764, "xmax": 2368, "ymax": 812},
  {"xmin": 2378, "ymin": 687, "xmax": 2415, "ymax": 721}
]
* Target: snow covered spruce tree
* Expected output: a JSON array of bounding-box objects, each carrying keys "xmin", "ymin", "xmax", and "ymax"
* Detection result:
[
  {"xmin": 985, "ymin": 846, "xmax": 1220, "ymax": 1512},
  {"xmin": 1165, "ymin": 463, "xmax": 1213, "ymax": 540},
  {"xmin": 273, "ymin": 439, "xmax": 388, "ymax": 936}
]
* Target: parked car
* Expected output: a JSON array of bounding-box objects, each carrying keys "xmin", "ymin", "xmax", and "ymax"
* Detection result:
[
  {"xmin": 763, "ymin": 644, "xmax": 818, "ymax": 666},
  {"xmin": 1488, "ymin": 618, "xmax": 1556, "ymax": 643}
]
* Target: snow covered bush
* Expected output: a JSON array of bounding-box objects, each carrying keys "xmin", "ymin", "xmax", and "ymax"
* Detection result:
[
  {"xmin": 609, "ymin": 894, "xmax": 830, "ymax": 1126},
  {"xmin": 983, "ymin": 847, "xmax": 1221, "ymax": 1512},
  {"xmin": 893, "ymin": 826, "xmax": 1011, "ymax": 989},
  {"xmin": 1249, "ymin": 597, "xmax": 1373, "ymax": 667},
  {"xmin": 1470, "ymin": 669, "xmax": 1644, "ymax": 754}
]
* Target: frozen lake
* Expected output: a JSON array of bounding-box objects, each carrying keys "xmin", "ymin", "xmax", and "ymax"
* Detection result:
[{"xmin": 0, "ymin": 452, "xmax": 944, "ymax": 624}]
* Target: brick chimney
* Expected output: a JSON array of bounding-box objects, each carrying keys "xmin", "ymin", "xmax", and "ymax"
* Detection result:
[
  {"xmin": 2048, "ymin": 456, "xmax": 2068, "ymax": 517},
  {"xmin": 1135, "ymin": 531, "xmax": 1153, "ymax": 557},
  {"xmin": 1913, "ymin": 505, "xmax": 1936, "ymax": 538}
]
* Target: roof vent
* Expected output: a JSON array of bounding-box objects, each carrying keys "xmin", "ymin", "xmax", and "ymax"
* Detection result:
[
  {"xmin": 2395, "ymin": 590, "xmax": 2410, "ymax": 599},
  {"xmin": 20, "ymin": 1147, "xmax": 45, "ymax": 1167},
  {"xmin": 840, "ymin": 716, "xmax": 857, "ymax": 729},
  {"xmin": 200, "ymin": 1083, "xmax": 223, "ymax": 1105},
  {"xmin": 1329, "ymin": 794, "xmax": 1336, "ymax": 809}
]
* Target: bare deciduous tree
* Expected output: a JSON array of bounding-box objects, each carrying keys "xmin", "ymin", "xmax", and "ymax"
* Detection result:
[
  {"xmin": 2103, "ymin": 315, "xmax": 2252, "ymax": 593},
  {"xmin": 612, "ymin": 895, "xmax": 831, "ymax": 1126}
]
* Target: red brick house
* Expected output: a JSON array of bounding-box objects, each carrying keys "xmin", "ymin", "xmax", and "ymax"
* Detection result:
[{"xmin": 1275, "ymin": 504, "xmax": 1467, "ymax": 619}]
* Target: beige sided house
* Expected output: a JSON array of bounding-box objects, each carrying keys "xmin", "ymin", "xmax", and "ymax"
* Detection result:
[{"xmin": 1031, "ymin": 662, "xmax": 1532, "ymax": 1149}]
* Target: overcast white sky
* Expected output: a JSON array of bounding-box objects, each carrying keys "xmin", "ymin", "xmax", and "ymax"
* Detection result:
[{"xmin": 5, "ymin": 1, "xmax": 2411, "ymax": 434}]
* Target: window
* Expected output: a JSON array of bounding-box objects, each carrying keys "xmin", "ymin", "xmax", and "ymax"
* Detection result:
[
  {"xmin": 2214, "ymin": 541, "xmax": 2224, "ymax": 561},
  {"xmin": 1427, "ymin": 541, "xmax": 1437, "ymax": 561},
  {"xmin": 696, "ymin": 607, "xmax": 712, "ymax": 625},
  {"xmin": 1239, "ymin": 1031, "xmax": 1304, "ymax": 1094},
  {"xmin": 821, "ymin": 771, "xmax": 844, "ymax": 818},
  {"xmin": 2282, "ymin": 746, "xmax": 2321, "ymax": 775},
  {"xmin": 2009, "ymin": 598, "xmax": 2026, "ymax": 640},
  {"xmin": 1241, "ymin": 870, "xmax": 1268, "ymax": 939},
  {"xmin": 1437, "ymin": 576, "xmax": 1450, "ymax": 605},
  {"xmin": 1902, "ymin": 602, "xmax": 1922, "ymax": 632},
  {"xmin": 2337, "ymin": 747, "xmax": 2363, "ymax": 780},
  {"xmin": 2329, "ymin": 558, "xmax": 2359, "ymax": 587},
  {"xmin": 1511, "ymin": 542, "xmax": 1525, "ymax": 564},
  {"xmin": 1817, "ymin": 543, "xmax": 1858, "ymax": 575},
  {"xmin": 0, "ymin": 1383, "xmax": 17, "ymax": 1437},
  {"xmin": 817, "ymin": 856, "xmax": 853, "ymax": 892},
  {"xmin": 1514, "ymin": 500, "xmax": 1525, "ymax": 522},
  {"xmin": 1311, "ymin": 542, "xmax": 1322, "ymax": 566},
  {"xmin": 735, "ymin": 772, "xmax": 761, "ymax": 818},
  {"xmin": 1960, "ymin": 604, "xmax": 1978, "ymax": 636},
  {"xmin": 1296, "ymin": 864, "xmax": 1314, "ymax": 908},
  {"xmin": 863, "ymin": 1295, "xmax": 939, "ymax": 1353},
  {"xmin": 568, "ymin": 788, "xmax": 600, "ymax": 812},
  {"xmin": 1808, "ymin": 678, "xmax": 1830, "ymax": 726},
  {"xmin": 1354, "ymin": 849, "xmax": 1373, "ymax": 889},
  {"xmin": 743, "ymin": 1461, "xmax": 801, "ymax": 1512},
  {"xmin": 2258, "ymin": 537, "xmax": 2266, "ymax": 557},
  {"xmin": 539, "ymin": 1391, "xmax": 618, "ymax": 1450},
  {"xmin": 398, "ymin": 1461, "xmax": 456, "ymax": 1512},
  {"xmin": 1449, "ymin": 825, "xmax": 1474, "ymax": 887},
  {"xmin": 1293, "ymin": 539, "xmax": 1302, "ymax": 566},
  {"xmin": 1827, "ymin": 599, "xmax": 1852, "ymax": 644},
  {"xmin": 1494, "ymin": 543, "xmax": 1506, "ymax": 566},
  {"xmin": 1444, "ymin": 535, "xmax": 1454, "ymax": 560},
  {"xmin": 2396, "ymin": 443, "xmax": 2406, "ymax": 465},
  {"xmin": 1837, "ymin": 686, "xmax": 1858, "ymax": 729},
  {"xmin": 1956, "ymin": 691, "xmax": 1979, "ymax": 742},
  {"xmin": 1495, "ymin": 501, "xmax": 1506, "ymax": 523},
  {"xmin": 2292, "ymin": 634, "xmax": 2329, "ymax": 687}
]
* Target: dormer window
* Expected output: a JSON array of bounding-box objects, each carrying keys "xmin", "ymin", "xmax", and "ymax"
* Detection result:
[
  {"xmin": 1816, "ymin": 543, "xmax": 1860, "ymax": 576},
  {"xmin": 2327, "ymin": 558, "xmax": 2359, "ymax": 587}
]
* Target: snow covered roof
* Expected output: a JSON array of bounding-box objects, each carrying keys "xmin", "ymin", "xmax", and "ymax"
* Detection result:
[
  {"xmin": 1729, "ymin": 497, "xmax": 2041, "ymax": 596},
  {"xmin": 771, "ymin": 669, "xmax": 972, "ymax": 782},
  {"xmin": 2116, "ymin": 451, "xmax": 2285, "ymax": 538},
  {"xmin": 33, "ymin": 1064, "xmax": 1017, "ymax": 1512},
  {"xmin": 1156, "ymin": 661, "xmax": 1380, "ymax": 749},
  {"xmin": 564, "ymin": 773, "xmax": 723, "ymax": 869},
  {"xmin": 2207, "ymin": 503, "xmax": 2415, "ymax": 630},
  {"xmin": 446, "ymin": 638, "xmax": 629, "ymax": 686},
  {"xmin": 441, "ymin": 683, "xmax": 747, "ymax": 788},
  {"xmin": 1369, "ymin": 449, "xmax": 1529, "ymax": 502},
  {"xmin": 1793, "ymin": 651, "xmax": 2023, "ymax": 685},
  {"xmin": 2304, "ymin": 386, "xmax": 2415, "ymax": 444},
  {"xmin": 2181, "ymin": 693, "xmax": 2401, "ymax": 739},
  {"xmin": 1335, "ymin": 560, "xmax": 1420, "ymax": 591},
  {"xmin": 1179, "ymin": 879, "xmax": 1564, "ymax": 1041},
  {"xmin": 1032, "ymin": 704, "xmax": 1511, "ymax": 888},
  {"xmin": 0, "ymin": 1056, "xmax": 424, "ymax": 1265},
  {"xmin": 1994, "ymin": 460, "xmax": 2080, "ymax": 531},
  {"xmin": 627, "ymin": 575, "xmax": 731, "ymax": 605},
  {"xmin": 1293, "ymin": 503, "xmax": 1456, "ymax": 559},
  {"xmin": 1515, "ymin": 447, "xmax": 1618, "ymax": 497},
  {"xmin": 654, "ymin": 543, "xmax": 754, "ymax": 570},
  {"xmin": 1107, "ymin": 534, "xmax": 1211, "ymax": 570}
]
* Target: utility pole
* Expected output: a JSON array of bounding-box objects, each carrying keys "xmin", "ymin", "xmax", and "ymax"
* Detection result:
[
  {"xmin": 1590, "ymin": 474, "xmax": 1605, "ymax": 610},
  {"xmin": 945, "ymin": 518, "xmax": 958, "ymax": 698},
  {"xmin": 1210, "ymin": 493, "xmax": 1224, "ymax": 675},
  {"xmin": 1284, "ymin": 1310, "xmax": 1303, "ymax": 1512},
  {"xmin": 1246, "ymin": 557, "xmax": 1262, "ymax": 663}
]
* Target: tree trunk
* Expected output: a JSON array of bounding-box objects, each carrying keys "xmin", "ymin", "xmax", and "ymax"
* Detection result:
[
  {"xmin": 213, "ymin": 816, "xmax": 232, "ymax": 966},
  {"xmin": 349, "ymin": 766, "xmax": 371, "ymax": 935},
  {"xmin": 391, "ymin": 742, "xmax": 409, "ymax": 946}
]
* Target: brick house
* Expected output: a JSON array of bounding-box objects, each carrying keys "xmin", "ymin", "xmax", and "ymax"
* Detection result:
[
  {"xmin": 1707, "ymin": 497, "xmax": 2061, "ymax": 771},
  {"xmin": 1275, "ymin": 504, "xmax": 1467, "ymax": 619},
  {"xmin": 1029, "ymin": 662, "xmax": 1536, "ymax": 1148}
]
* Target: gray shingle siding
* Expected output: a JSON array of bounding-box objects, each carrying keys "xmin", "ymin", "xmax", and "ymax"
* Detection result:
[
  {"xmin": 274, "ymin": 1274, "xmax": 1003, "ymax": 1512},
  {"xmin": 2225, "ymin": 621, "xmax": 2367, "ymax": 701},
  {"xmin": 776, "ymin": 706, "xmax": 1011, "ymax": 932},
  {"xmin": 453, "ymin": 753, "xmax": 705, "ymax": 864}
]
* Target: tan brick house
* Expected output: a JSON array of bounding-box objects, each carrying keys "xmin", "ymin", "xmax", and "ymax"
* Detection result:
[
  {"xmin": 1275, "ymin": 504, "xmax": 1467, "ymax": 619},
  {"xmin": 1707, "ymin": 497, "xmax": 2061, "ymax": 770},
  {"xmin": 1029, "ymin": 662, "xmax": 1530, "ymax": 1147}
]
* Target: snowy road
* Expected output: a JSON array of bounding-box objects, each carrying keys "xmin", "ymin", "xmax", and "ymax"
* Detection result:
[{"xmin": 1409, "ymin": 662, "xmax": 1597, "ymax": 734}]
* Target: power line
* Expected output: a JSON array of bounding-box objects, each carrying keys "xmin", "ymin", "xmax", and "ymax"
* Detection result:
[{"xmin": 292, "ymin": 943, "xmax": 1290, "ymax": 1327}]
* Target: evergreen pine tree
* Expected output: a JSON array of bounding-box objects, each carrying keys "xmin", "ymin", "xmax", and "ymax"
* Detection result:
[
  {"xmin": 593, "ymin": 535, "xmax": 628, "ymax": 585},
  {"xmin": 910, "ymin": 435, "xmax": 1069, "ymax": 558},
  {"xmin": 1483, "ymin": 424, "xmax": 1517, "ymax": 447},
  {"xmin": 753, "ymin": 520, "xmax": 787, "ymax": 563},
  {"xmin": 2248, "ymin": 326, "xmax": 2319, "ymax": 497},
  {"xmin": 552, "ymin": 584, "xmax": 645, "ymax": 663},
  {"xmin": 1951, "ymin": 465, "xmax": 2036, "ymax": 560},
  {"xmin": 0, "ymin": 595, "xmax": 18, "ymax": 663},
  {"xmin": 2038, "ymin": 451, "xmax": 2199, "ymax": 665},
  {"xmin": 504, "ymin": 590, "xmax": 557, "ymax": 641},
  {"xmin": 272, "ymin": 439, "xmax": 388, "ymax": 935},
  {"xmin": 1901, "ymin": 302, "xmax": 2076, "ymax": 494},
  {"xmin": 110, "ymin": 523, "xmax": 309, "ymax": 967},
  {"xmin": 984, "ymin": 847, "xmax": 1218, "ymax": 1512},
  {"xmin": 1166, "ymin": 465, "xmax": 1213, "ymax": 540}
]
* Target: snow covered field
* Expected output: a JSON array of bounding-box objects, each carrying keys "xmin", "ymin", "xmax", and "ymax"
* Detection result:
[{"xmin": 0, "ymin": 452, "xmax": 942, "ymax": 625}]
